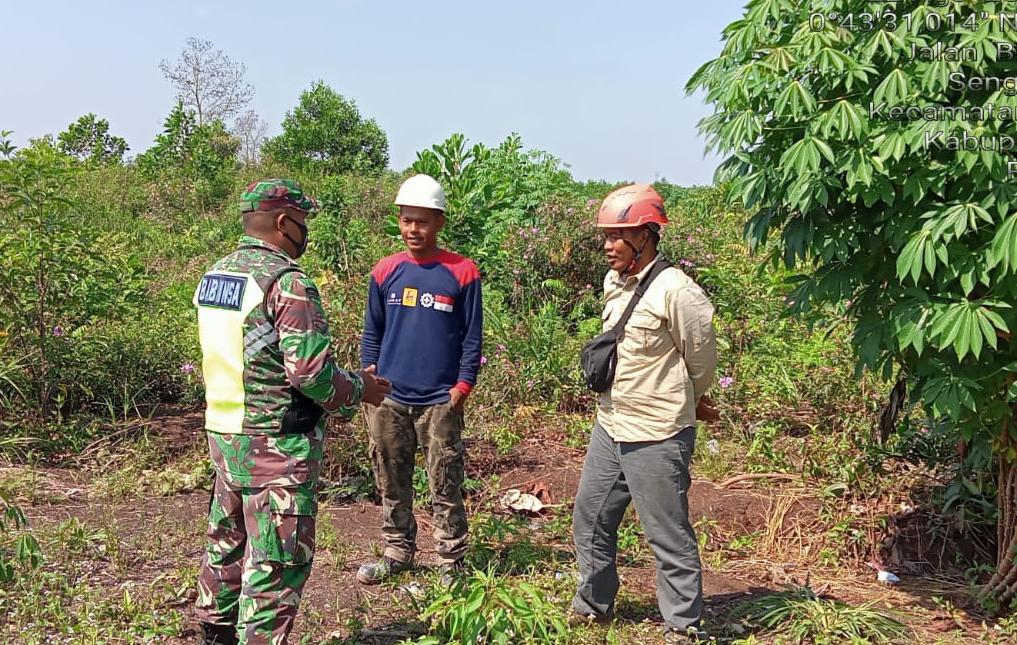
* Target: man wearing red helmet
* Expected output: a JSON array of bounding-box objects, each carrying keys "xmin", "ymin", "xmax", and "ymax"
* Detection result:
[{"xmin": 571, "ymin": 184, "xmax": 718, "ymax": 643}]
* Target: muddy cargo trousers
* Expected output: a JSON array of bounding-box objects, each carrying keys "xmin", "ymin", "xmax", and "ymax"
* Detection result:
[
  {"xmin": 572, "ymin": 423, "xmax": 703, "ymax": 632},
  {"xmin": 367, "ymin": 398, "xmax": 469, "ymax": 564}
]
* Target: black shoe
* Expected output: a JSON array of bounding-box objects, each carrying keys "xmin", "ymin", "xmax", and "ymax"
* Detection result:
[{"xmin": 199, "ymin": 622, "xmax": 238, "ymax": 645}]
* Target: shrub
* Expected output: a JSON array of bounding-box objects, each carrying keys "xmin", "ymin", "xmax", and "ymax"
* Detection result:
[
  {"xmin": 414, "ymin": 568, "xmax": 568, "ymax": 645},
  {"xmin": 262, "ymin": 82, "xmax": 389, "ymax": 176},
  {"xmin": 0, "ymin": 136, "xmax": 147, "ymax": 421}
]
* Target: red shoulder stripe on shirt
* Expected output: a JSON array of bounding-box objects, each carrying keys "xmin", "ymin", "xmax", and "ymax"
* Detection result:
[
  {"xmin": 371, "ymin": 252, "xmax": 410, "ymax": 286},
  {"xmin": 438, "ymin": 250, "xmax": 481, "ymax": 287}
]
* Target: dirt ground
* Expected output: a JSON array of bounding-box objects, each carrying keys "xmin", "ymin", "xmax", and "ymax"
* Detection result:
[{"xmin": 6, "ymin": 411, "xmax": 1005, "ymax": 644}]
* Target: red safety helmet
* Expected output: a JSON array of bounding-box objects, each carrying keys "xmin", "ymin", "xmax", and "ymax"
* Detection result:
[{"xmin": 596, "ymin": 184, "xmax": 668, "ymax": 229}]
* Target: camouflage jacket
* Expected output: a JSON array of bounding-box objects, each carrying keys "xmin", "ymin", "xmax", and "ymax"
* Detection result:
[{"xmin": 194, "ymin": 235, "xmax": 363, "ymax": 486}]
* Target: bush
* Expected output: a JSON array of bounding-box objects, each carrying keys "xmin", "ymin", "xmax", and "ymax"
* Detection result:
[
  {"xmin": 411, "ymin": 133, "xmax": 575, "ymax": 272},
  {"xmin": 493, "ymin": 194, "xmax": 603, "ymax": 312},
  {"xmin": 262, "ymin": 82, "xmax": 389, "ymax": 176},
  {"xmin": 58, "ymin": 294, "xmax": 201, "ymax": 417},
  {"xmin": 0, "ymin": 137, "xmax": 148, "ymax": 421},
  {"xmin": 136, "ymin": 102, "xmax": 239, "ymax": 209},
  {"xmin": 414, "ymin": 568, "xmax": 568, "ymax": 645}
]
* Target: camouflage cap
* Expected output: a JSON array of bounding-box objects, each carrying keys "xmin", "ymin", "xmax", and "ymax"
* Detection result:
[{"xmin": 239, "ymin": 179, "xmax": 318, "ymax": 214}]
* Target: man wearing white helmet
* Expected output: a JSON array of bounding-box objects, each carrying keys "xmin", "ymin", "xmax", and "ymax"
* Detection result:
[{"xmin": 356, "ymin": 174, "xmax": 483, "ymax": 584}]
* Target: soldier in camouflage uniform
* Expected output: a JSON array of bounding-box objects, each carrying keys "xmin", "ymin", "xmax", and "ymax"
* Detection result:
[{"xmin": 193, "ymin": 179, "xmax": 391, "ymax": 645}]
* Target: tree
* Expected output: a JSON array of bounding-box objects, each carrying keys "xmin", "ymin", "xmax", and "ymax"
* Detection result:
[
  {"xmin": 262, "ymin": 81, "xmax": 389, "ymax": 175},
  {"xmin": 159, "ymin": 37, "xmax": 254, "ymax": 126},
  {"xmin": 136, "ymin": 102, "xmax": 239, "ymax": 206},
  {"xmin": 57, "ymin": 113, "xmax": 128, "ymax": 165},
  {"xmin": 688, "ymin": 0, "xmax": 1016, "ymax": 605},
  {"xmin": 233, "ymin": 109, "xmax": 269, "ymax": 166}
]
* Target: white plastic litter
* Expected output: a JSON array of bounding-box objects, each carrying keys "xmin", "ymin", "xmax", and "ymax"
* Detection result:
[
  {"xmin": 499, "ymin": 489, "xmax": 545, "ymax": 513},
  {"xmin": 400, "ymin": 582, "xmax": 427, "ymax": 599},
  {"xmin": 877, "ymin": 571, "xmax": 900, "ymax": 585},
  {"xmin": 706, "ymin": 439, "xmax": 720, "ymax": 455}
]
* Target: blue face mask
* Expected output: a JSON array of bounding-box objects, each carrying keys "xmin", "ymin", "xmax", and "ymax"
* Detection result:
[{"xmin": 283, "ymin": 215, "xmax": 309, "ymax": 258}]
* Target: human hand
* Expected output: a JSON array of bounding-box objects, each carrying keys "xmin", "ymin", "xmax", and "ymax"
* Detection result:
[
  {"xmin": 449, "ymin": 387, "xmax": 466, "ymax": 411},
  {"xmin": 696, "ymin": 394, "xmax": 720, "ymax": 423},
  {"xmin": 359, "ymin": 364, "xmax": 391, "ymax": 406}
]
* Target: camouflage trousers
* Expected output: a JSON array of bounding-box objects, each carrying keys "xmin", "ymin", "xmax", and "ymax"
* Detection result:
[
  {"xmin": 367, "ymin": 398, "xmax": 468, "ymax": 564},
  {"xmin": 194, "ymin": 473, "xmax": 317, "ymax": 645}
]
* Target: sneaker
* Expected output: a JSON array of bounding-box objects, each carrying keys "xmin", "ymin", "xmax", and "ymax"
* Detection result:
[
  {"xmin": 436, "ymin": 559, "xmax": 466, "ymax": 586},
  {"xmin": 356, "ymin": 556, "xmax": 413, "ymax": 585},
  {"xmin": 663, "ymin": 625, "xmax": 710, "ymax": 643},
  {"xmin": 567, "ymin": 607, "xmax": 615, "ymax": 627}
]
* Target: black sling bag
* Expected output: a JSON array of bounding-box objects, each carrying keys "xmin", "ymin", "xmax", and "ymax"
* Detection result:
[{"xmin": 580, "ymin": 257, "xmax": 672, "ymax": 393}]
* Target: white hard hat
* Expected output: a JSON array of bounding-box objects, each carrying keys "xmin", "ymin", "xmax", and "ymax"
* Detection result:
[{"xmin": 394, "ymin": 174, "xmax": 446, "ymax": 212}]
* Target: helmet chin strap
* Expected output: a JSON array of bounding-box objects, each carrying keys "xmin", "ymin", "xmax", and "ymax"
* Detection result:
[{"xmin": 622, "ymin": 234, "xmax": 649, "ymax": 276}]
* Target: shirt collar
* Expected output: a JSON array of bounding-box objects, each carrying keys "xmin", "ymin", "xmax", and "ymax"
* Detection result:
[{"xmin": 237, "ymin": 235, "xmax": 291, "ymax": 261}]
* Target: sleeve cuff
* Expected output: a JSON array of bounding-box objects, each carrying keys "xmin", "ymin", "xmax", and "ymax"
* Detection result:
[{"xmin": 453, "ymin": 381, "xmax": 474, "ymax": 397}]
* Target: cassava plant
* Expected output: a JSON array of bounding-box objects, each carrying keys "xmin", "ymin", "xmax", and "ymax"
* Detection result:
[{"xmin": 687, "ymin": 0, "xmax": 1017, "ymax": 605}]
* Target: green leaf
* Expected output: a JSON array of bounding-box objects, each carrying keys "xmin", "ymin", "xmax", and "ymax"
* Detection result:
[
  {"xmin": 779, "ymin": 137, "xmax": 830, "ymax": 178},
  {"xmin": 816, "ymin": 47, "xmax": 851, "ymax": 73},
  {"xmin": 929, "ymin": 300, "xmax": 1010, "ymax": 360},
  {"xmin": 14, "ymin": 533, "xmax": 42, "ymax": 569},
  {"xmin": 822, "ymin": 100, "xmax": 867, "ymax": 140},
  {"xmin": 989, "ymin": 214, "xmax": 1017, "ymax": 274},
  {"xmin": 873, "ymin": 69, "xmax": 910, "ymax": 104},
  {"xmin": 876, "ymin": 131, "xmax": 907, "ymax": 162},
  {"xmin": 896, "ymin": 229, "xmax": 944, "ymax": 285},
  {"xmin": 774, "ymin": 81, "xmax": 817, "ymax": 118},
  {"xmin": 922, "ymin": 59, "xmax": 956, "ymax": 93}
]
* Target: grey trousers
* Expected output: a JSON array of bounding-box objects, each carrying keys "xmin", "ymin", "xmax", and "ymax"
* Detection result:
[{"xmin": 571, "ymin": 423, "xmax": 703, "ymax": 631}]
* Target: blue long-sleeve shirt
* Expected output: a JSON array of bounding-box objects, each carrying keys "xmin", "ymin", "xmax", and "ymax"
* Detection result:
[{"xmin": 361, "ymin": 250, "xmax": 483, "ymax": 406}]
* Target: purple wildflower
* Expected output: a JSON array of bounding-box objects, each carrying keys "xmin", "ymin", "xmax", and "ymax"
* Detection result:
[
  {"xmin": 180, "ymin": 362, "xmax": 196, "ymax": 374},
  {"xmin": 719, "ymin": 376, "xmax": 734, "ymax": 389},
  {"xmin": 52, "ymin": 326, "xmax": 64, "ymax": 337},
  {"xmin": 480, "ymin": 356, "xmax": 488, "ymax": 366}
]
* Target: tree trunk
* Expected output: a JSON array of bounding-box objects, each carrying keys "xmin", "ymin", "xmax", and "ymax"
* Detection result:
[{"xmin": 980, "ymin": 403, "xmax": 1017, "ymax": 608}]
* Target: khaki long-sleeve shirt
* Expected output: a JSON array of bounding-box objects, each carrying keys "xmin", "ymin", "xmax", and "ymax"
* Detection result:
[{"xmin": 596, "ymin": 257, "xmax": 718, "ymax": 442}]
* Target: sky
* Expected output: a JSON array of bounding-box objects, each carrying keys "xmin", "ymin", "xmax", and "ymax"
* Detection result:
[{"xmin": 2, "ymin": 0, "xmax": 746, "ymax": 186}]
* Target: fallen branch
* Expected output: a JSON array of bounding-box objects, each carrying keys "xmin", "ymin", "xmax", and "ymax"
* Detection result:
[{"xmin": 719, "ymin": 473, "xmax": 802, "ymax": 489}]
